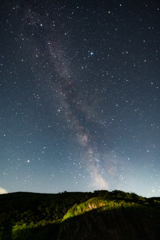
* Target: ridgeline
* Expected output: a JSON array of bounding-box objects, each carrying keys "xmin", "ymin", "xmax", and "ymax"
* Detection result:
[{"xmin": 0, "ymin": 190, "xmax": 160, "ymax": 239}]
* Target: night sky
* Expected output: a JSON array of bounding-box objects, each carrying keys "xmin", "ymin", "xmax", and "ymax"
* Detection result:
[{"xmin": 1, "ymin": 0, "xmax": 160, "ymax": 197}]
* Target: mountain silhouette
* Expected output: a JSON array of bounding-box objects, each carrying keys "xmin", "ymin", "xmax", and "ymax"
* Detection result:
[{"xmin": 0, "ymin": 190, "xmax": 160, "ymax": 239}]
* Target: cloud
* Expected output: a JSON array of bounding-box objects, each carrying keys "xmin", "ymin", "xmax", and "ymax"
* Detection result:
[{"xmin": 0, "ymin": 187, "xmax": 8, "ymax": 194}]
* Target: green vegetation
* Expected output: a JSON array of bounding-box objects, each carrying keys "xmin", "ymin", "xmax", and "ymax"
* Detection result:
[{"xmin": 0, "ymin": 190, "xmax": 160, "ymax": 239}]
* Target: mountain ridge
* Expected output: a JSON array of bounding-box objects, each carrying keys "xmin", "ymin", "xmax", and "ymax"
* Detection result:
[{"xmin": 0, "ymin": 190, "xmax": 160, "ymax": 239}]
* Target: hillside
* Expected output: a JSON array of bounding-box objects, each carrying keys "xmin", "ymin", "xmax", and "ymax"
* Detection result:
[{"xmin": 0, "ymin": 190, "xmax": 160, "ymax": 239}]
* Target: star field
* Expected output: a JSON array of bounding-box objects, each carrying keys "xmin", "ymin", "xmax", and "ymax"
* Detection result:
[{"xmin": 0, "ymin": 0, "xmax": 160, "ymax": 196}]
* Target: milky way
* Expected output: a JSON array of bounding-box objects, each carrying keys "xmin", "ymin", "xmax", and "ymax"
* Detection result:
[
  {"xmin": 47, "ymin": 25, "xmax": 110, "ymax": 188},
  {"xmin": 21, "ymin": 9, "xmax": 120, "ymax": 189}
]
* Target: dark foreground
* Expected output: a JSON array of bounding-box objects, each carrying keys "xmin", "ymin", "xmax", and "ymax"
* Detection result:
[{"xmin": 0, "ymin": 190, "xmax": 160, "ymax": 240}]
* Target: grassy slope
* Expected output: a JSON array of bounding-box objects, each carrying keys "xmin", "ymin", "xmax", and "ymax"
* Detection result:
[{"xmin": 0, "ymin": 190, "xmax": 160, "ymax": 240}]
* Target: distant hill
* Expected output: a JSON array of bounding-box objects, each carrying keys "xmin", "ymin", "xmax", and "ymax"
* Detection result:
[{"xmin": 0, "ymin": 190, "xmax": 160, "ymax": 239}]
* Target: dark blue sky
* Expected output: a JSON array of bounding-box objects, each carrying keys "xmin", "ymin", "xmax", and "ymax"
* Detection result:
[{"xmin": 0, "ymin": 0, "xmax": 160, "ymax": 197}]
